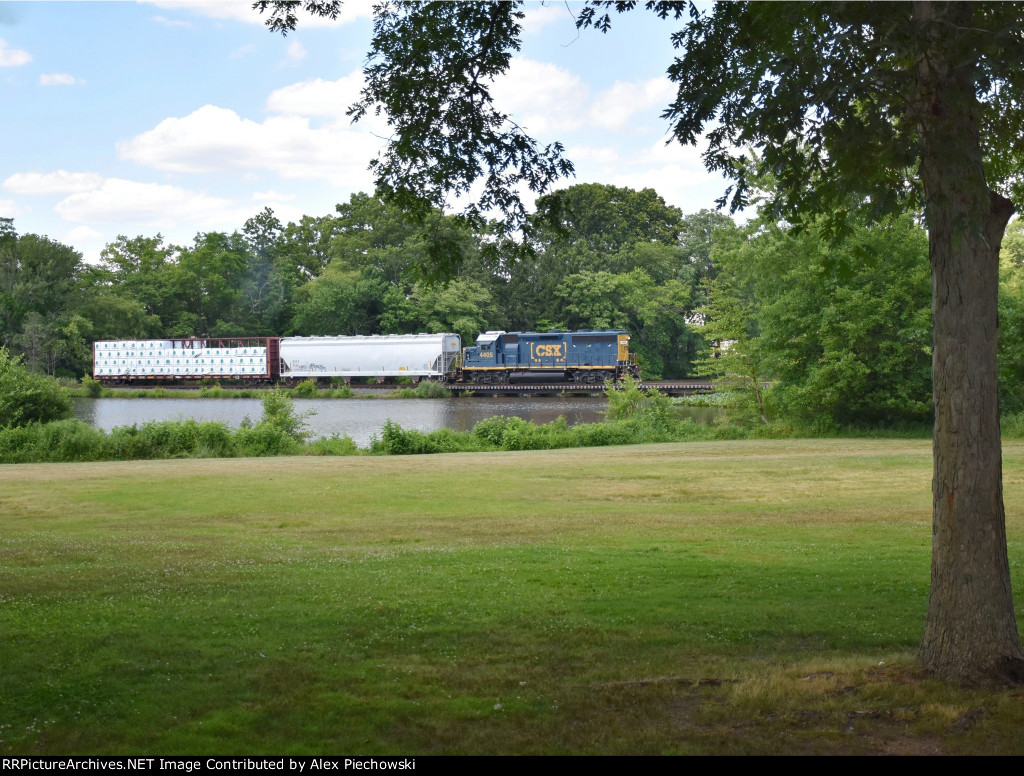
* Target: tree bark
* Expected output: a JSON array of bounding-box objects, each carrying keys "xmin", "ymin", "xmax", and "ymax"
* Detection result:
[{"xmin": 915, "ymin": 1, "xmax": 1024, "ymax": 684}]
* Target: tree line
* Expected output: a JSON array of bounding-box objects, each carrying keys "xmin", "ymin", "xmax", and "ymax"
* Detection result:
[
  {"xmin": 0, "ymin": 184, "xmax": 716, "ymax": 381},
  {"xmin": 4, "ymin": 181, "xmax": 1024, "ymax": 432}
]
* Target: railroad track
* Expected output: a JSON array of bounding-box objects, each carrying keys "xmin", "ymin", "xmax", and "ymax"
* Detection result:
[
  {"xmin": 445, "ymin": 380, "xmax": 715, "ymax": 395},
  {"xmin": 104, "ymin": 380, "xmax": 718, "ymax": 396}
]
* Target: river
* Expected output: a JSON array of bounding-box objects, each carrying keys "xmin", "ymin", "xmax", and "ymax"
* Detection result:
[
  {"xmin": 72, "ymin": 396, "xmax": 720, "ymax": 448},
  {"xmin": 72, "ymin": 396, "xmax": 602, "ymax": 448}
]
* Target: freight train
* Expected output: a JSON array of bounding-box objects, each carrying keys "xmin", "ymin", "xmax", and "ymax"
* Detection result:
[{"xmin": 92, "ymin": 330, "xmax": 639, "ymax": 385}]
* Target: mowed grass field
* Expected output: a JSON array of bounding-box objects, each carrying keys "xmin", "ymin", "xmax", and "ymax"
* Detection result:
[{"xmin": 4, "ymin": 439, "xmax": 1024, "ymax": 755}]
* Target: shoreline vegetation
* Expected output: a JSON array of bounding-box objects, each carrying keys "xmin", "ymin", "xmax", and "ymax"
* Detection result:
[
  {"xmin": 0, "ymin": 375, "xmax": 951, "ymax": 466},
  {"xmin": 9, "ymin": 361, "xmax": 1024, "ymax": 463},
  {"xmin": 2, "ymin": 391, "xmax": 735, "ymax": 466}
]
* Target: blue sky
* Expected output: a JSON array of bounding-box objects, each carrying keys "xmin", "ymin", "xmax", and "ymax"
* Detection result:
[{"xmin": 1, "ymin": 1, "xmax": 730, "ymax": 262}]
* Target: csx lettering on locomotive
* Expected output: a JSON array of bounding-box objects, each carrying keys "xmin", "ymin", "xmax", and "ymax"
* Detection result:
[{"xmin": 531, "ymin": 343, "xmax": 564, "ymax": 359}]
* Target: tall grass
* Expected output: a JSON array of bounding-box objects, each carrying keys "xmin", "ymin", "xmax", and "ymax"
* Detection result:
[
  {"xmin": 0, "ymin": 418, "xmax": 305, "ymax": 463},
  {"xmin": 0, "ymin": 393, "xmax": 340, "ymax": 462}
]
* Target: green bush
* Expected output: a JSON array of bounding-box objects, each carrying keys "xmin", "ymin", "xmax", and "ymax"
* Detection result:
[
  {"xmin": 261, "ymin": 390, "xmax": 310, "ymax": 441},
  {"xmin": 604, "ymin": 375, "xmax": 674, "ymax": 424},
  {"xmin": 0, "ymin": 419, "xmax": 104, "ymax": 463},
  {"xmin": 566, "ymin": 421, "xmax": 635, "ymax": 448},
  {"xmin": 0, "ymin": 415, "xmax": 323, "ymax": 463},
  {"xmin": 80, "ymin": 375, "xmax": 103, "ymax": 398},
  {"xmin": 235, "ymin": 422, "xmax": 301, "ymax": 457},
  {"xmin": 293, "ymin": 378, "xmax": 319, "ymax": 397},
  {"xmin": 305, "ymin": 435, "xmax": 359, "ymax": 456},
  {"xmin": 1003, "ymin": 412, "xmax": 1024, "ymax": 438},
  {"xmin": 0, "ymin": 348, "xmax": 72, "ymax": 428},
  {"xmin": 370, "ymin": 420, "xmax": 488, "ymax": 455},
  {"xmin": 469, "ymin": 413, "xmax": 665, "ymax": 452},
  {"xmin": 499, "ymin": 416, "xmax": 556, "ymax": 450},
  {"xmin": 106, "ymin": 424, "xmax": 160, "ymax": 459},
  {"xmin": 414, "ymin": 380, "xmax": 450, "ymax": 398},
  {"xmin": 471, "ymin": 415, "xmax": 514, "ymax": 446},
  {"xmin": 103, "ymin": 420, "xmax": 239, "ymax": 459},
  {"xmin": 372, "ymin": 420, "xmax": 434, "ymax": 455}
]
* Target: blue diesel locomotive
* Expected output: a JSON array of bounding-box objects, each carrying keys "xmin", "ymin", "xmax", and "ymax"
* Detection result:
[{"xmin": 459, "ymin": 330, "xmax": 640, "ymax": 383}]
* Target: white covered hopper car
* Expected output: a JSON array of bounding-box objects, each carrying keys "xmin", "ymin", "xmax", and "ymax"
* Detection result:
[{"xmin": 279, "ymin": 333, "xmax": 461, "ymax": 381}]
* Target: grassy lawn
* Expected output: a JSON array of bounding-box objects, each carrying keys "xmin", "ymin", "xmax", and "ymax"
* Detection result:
[{"xmin": 3, "ymin": 439, "xmax": 1024, "ymax": 754}]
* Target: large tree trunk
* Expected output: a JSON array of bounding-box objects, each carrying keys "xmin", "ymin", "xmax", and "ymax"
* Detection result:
[{"xmin": 915, "ymin": 1, "xmax": 1024, "ymax": 684}]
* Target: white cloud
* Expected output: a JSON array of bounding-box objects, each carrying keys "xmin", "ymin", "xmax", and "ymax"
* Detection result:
[
  {"xmin": 492, "ymin": 67, "xmax": 676, "ymax": 137},
  {"xmin": 285, "ymin": 40, "xmax": 307, "ymax": 64},
  {"xmin": 65, "ymin": 225, "xmax": 105, "ymax": 243},
  {"xmin": 491, "ymin": 58, "xmax": 588, "ymax": 135},
  {"xmin": 567, "ymin": 145, "xmax": 621, "ymax": 165},
  {"xmin": 607, "ymin": 163, "xmax": 733, "ymax": 216},
  {"xmin": 118, "ymin": 104, "xmax": 381, "ymax": 187},
  {"xmin": 4, "ymin": 170, "xmax": 105, "ymax": 195},
  {"xmin": 520, "ymin": 3, "xmax": 578, "ymax": 36},
  {"xmin": 230, "ymin": 43, "xmax": 256, "ymax": 59},
  {"xmin": 265, "ymin": 73, "xmax": 365, "ymax": 118},
  {"xmin": 587, "ymin": 135, "xmax": 733, "ymax": 213},
  {"xmin": 589, "ymin": 77, "xmax": 675, "ymax": 132},
  {"xmin": 139, "ymin": 0, "xmax": 370, "ymax": 27},
  {"xmin": 0, "ymin": 199, "xmax": 27, "ymax": 218},
  {"xmin": 139, "ymin": 0, "xmax": 269, "ymax": 24},
  {"xmin": 152, "ymin": 14, "xmax": 192, "ymax": 28},
  {"xmin": 248, "ymin": 197, "xmax": 304, "ymax": 227},
  {"xmin": 54, "ymin": 177, "xmax": 244, "ymax": 229},
  {"xmin": 630, "ymin": 134, "xmax": 707, "ymax": 171},
  {"xmin": 40, "ymin": 73, "xmax": 84, "ymax": 87},
  {"xmin": 0, "ymin": 38, "xmax": 32, "ymax": 67},
  {"xmin": 63, "ymin": 225, "xmax": 107, "ymax": 265},
  {"xmin": 251, "ymin": 190, "xmax": 295, "ymax": 202}
]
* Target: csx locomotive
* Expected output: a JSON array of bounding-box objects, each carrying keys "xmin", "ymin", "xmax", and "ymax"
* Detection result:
[{"xmin": 460, "ymin": 330, "xmax": 639, "ymax": 384}]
